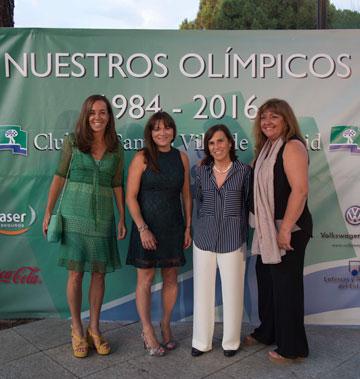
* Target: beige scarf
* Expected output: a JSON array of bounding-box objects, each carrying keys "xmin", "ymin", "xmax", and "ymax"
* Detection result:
[{"xmin": 251, "ymin": 138, "xmax": 285, "ymax": 264}]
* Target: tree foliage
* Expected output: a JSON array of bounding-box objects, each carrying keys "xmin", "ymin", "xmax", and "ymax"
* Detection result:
[
  {"xmin": 180, "ymin": 0, "xmax": 221, "ymax": 29},
  {"xmin": 331, "ymin": 8, "xmax": 360, "ymax": 28},
  {"xmin": 180, "ymin": 0, "xmax": 360, "ymax": 29},
  {"xmin": 0, "ymin": 0, "xmax": 15, "ymax": 27}
]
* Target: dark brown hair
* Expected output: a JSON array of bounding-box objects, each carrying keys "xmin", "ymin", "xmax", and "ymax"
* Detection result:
[
  {"xmin": 143, "ymin": 111, "xmax": 177, "ymax": 172},
  {"xmin": 202, "ymin": 124, "xmax": 236, "ymax": 166},
  {"xmin": 75, "ymin": 94, "xmax": 119, "ymax": 153},
  {"xmin": 253, "ymin": 98, "xmax": 304, "ymax": 160}
]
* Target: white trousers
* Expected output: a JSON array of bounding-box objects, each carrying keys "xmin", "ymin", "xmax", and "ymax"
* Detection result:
[{"xmin": 192, "ymin": 244, "xmax": 246, "ymax": 351}]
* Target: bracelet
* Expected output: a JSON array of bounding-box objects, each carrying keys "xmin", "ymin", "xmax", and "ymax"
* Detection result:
[
  {"xmin": 185, "ymin": 226, "xmax": 191, "ymax": 229},
  {"xmin": 138, "ymin": 223, "xmax": 148, "ymax": 233}
]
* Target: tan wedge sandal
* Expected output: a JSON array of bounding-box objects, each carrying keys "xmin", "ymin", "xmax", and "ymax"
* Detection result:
[
  {"xmin": 71, "ymin": 328, "xmax": 88, "ymax": 358},
  {"xmin": 86, "ymin": 328, "xmax": 111, "ymax": 355}
]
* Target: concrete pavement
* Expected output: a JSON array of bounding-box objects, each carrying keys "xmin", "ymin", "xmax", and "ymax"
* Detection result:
[{"xmin": 0, "ymin": 319, "xmax": 359, "ymax": 378}]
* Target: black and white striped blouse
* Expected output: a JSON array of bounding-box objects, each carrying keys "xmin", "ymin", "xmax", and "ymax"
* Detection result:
[{"xmin": 193, "ymin": 159, "xmax": 251, "ymax": 253}]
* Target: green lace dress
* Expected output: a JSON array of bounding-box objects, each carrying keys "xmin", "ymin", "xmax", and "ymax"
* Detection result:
[
  {"xmin": 55, "ymin": 133, "xmax": 123, "ymax": 273},
  {"xmin": 126, "ymin": 148, "xmax": 186, "ymax": 268}
]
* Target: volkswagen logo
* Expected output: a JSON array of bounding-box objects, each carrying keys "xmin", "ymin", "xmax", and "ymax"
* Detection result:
[{"xmin": 345, "ymin": 206, "xmax": 360, "ymax": 225}]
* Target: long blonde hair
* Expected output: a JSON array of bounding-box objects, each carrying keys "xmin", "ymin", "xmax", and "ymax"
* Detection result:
[{"xmin": 253, "ymin": 98, "xmax": 305, "ymax": 160}]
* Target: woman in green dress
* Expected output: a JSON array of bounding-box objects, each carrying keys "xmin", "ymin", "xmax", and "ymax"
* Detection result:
[
  {"xmin": 126, "ymin": 111, "xmax": 192, "ymax": 356},
  {"xmin": 43, "ymin": 94, "xmax": 126, "ymax": 358}
]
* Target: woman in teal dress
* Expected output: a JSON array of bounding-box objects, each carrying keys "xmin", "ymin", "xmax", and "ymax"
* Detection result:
[
  {"xmin": 43, "ymin": 94, "xmax": 126, "ymax": 358},
  {"xmin": 126, "ymin": 111, "xmax": 192, "ymax": 356}
]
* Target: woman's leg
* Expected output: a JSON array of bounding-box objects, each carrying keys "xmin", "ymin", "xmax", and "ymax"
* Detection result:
[
  {"xmin": 67, "ymin": 270, "xmax": 84, "ymax": 336},
  {"xmin": 160, "ymin": 267, "xmax": 178, "ymax": 342},
  {"xmin": 192, "ymin": 244, "xmax": 217, "ymax": 352},
  {"xmin": 271, "ymin": 231, "xmax": 310, "ymax": 358},
  {"xmin": 251, "ymin": 255, "xmax": 275, "ymax": 345},
  {"xmin": 88, "ymin": 272, "xmax": 105, "ymax": 335},
  {"xmin": 136, "ymin": 268, "xmax": 160, "ymax": 347},
  {"xmin": 217, "ymin": 248, "xmax": 246, "ymax": 351}
]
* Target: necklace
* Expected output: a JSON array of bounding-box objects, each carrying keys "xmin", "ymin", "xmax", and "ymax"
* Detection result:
[{"xmin": 213, "ymin": 162, "xmax": 233, "ymax": 174}]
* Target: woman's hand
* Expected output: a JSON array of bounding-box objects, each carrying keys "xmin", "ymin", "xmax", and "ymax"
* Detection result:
[
  {"xmin": 180, "ymin": 152, "xmax": 192, "ymax": 249},
  {"xmin": 43, "ymin": 175, "xmax": 65, "ymax": 239},
  {"xmin": 42, "ymin": 212, "xmax": 51, "ymax": 238},
  {"xmin": 277, "ymin": 228, "xmax": 293, "ymax": 251},
  {"xmin": 140, "ymin": 229, "xmax": 158, "ymax": 250},
  {"xmin": 117, "ymin": 221, "xmax": 127, "ymax": 240},
  {"xmin": 183, "ymin": 227, "xmax": 192, "ymax": 249}
]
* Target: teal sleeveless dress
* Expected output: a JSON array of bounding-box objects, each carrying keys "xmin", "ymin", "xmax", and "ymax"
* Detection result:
[
  {"xmin": 55, "ymin": 134, "xmax": 123, "ymax": 273},
  {"xmin": 127, "ymin": 148, "xmax": 186, "ymax": 268}
]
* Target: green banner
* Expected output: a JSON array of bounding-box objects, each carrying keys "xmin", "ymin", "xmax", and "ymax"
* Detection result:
[{"xmin": 1, "ymin": 28, "xmax": 360, "ymax": 324}]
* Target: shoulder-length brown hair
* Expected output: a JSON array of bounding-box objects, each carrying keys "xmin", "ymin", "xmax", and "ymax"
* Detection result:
[
  {"xmin": 253, "ymin": 98, "xmax": 305, "ymax": 160},
  {"xmin": 202, "ymin": 124, "xmax": 237, "ymax": 166},
  {"xmin": 75, "ymin": 94, "xmax": 119, "ymax": 153},
  {"xmin": 143, "ymin": 111, "xmax": 177, "ymax": 172}
]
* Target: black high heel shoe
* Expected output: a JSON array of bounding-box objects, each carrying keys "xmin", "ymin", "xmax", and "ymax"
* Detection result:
[
  {"xmin": 191, "ymin": 347, "xmax": 204, "ymax": 357},
  {"xmin": 223, "ymin": 348, "xmax": 238, "ymax": 357},
  {"xmin": 160, "ymin": 322, "xmax": 177, "ymax": 350}
]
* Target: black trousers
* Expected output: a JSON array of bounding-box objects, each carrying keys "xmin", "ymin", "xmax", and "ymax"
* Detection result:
[{"xmin": 251, "ymin": 230, "xmax": 310, "ymax": 358}]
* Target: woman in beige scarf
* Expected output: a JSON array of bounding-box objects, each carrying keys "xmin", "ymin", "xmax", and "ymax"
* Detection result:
[{"xmin": 245, "ymin": 99, "xmax": 313, "ymax": 362}]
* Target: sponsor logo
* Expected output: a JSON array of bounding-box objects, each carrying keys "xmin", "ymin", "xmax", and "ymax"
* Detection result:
[
  {"xmin": 329, "ymin": 125, "xmax": 360, "ymax": 153},
  {"xmin": 0, "ymin": 206, "xmax": 36, "ymax": 235},
  {"xmin": 323, "ymin": 261, "xmax": 360, "ymax": 289},
  {"xmin": 320, "ymin": 231, "xmax": 360, "ymax": 240},
  {"xmin": 0, "ymin": 266, "xmax": 42, "ymax": 284},
  {"xmin": 349, "ymin": 260, "xmax": 360, "ymax": 276},
  {"xmin": 0, "ymin": 125, "xmax": 28, "ymax": 156},
  {"xmin": 345, "ymin": 206, "xmax": 360, "ymax": 225},
  {"xmin": 320, "ymin": 230, "xmax": 360, "ymax": 249}
]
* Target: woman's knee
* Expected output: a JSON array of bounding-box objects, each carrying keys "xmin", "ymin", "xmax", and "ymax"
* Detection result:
[
  {"xmin": 91, "ymin": 272, "xmax": 105, "ymax": 282},
  {"xmin": 68, "ymin": 271, "xmax": 83, "ymax": 285},
  {"xmin": 161, "ymin": 268, "xmax": 178, "ymax": 287},
  {"xmin": 137, "ymin": 268, "xmax": 156, "ymax": 288}
]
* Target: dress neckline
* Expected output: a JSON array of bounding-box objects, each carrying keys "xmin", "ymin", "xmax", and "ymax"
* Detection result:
[
  {"xmin": 158, "ymin": 147, "xmax": 173, "ymax": 155},
  {"xmin": 91, "ymin": 150, "xmax": 108, "ymax": 162}
]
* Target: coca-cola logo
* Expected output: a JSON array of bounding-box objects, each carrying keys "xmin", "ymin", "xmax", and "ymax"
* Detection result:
[{"xmin": 0, "ymin": 266, "xmax": 42, "ymax": 284}]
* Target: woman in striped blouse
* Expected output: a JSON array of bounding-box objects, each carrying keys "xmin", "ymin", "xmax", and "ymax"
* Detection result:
[{"xmin": 191, "ymin": 124, "xmax": 251, "ymax": 358}]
